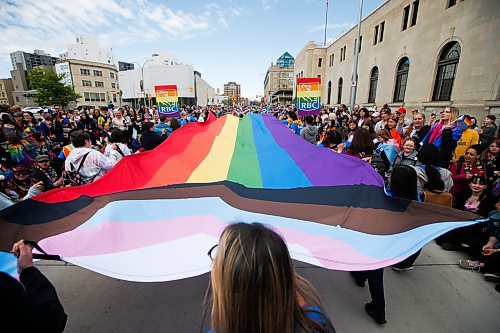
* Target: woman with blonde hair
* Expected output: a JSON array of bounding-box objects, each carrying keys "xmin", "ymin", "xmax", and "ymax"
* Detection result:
[
  {"xmin": 422, "ymin": 106, "xmax": 462, "ymax": 168},
  {"xmin": 205, "ymin": 222, "xmax": 335, "ymax": 333}
]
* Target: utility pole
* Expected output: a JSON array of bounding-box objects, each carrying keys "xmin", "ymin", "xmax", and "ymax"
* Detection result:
[
  {"xmin": 350, "ymin": 0, "xmax": 363, "ymax": 112},
  {"xmin": 324, "ymin": 0, "xmax": 329, "ymax": 46}
]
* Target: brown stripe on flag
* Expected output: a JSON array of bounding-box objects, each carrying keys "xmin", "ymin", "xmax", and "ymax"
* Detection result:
[{"xmin": 0, "ymin": 185, "xmax": 479, "ymax": 252}]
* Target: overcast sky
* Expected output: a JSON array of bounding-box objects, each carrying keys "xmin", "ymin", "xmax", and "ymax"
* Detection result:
[{"xmin": 0, "ymin": 0, "xmax": 385, "ymax": 99}]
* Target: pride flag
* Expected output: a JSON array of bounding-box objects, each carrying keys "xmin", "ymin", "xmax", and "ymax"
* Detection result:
[
  {"xmin": 297, "ymin": 78, "xmax": 321, "ymax": 116},
  {"xmin": 0, "ymin": 114, "xmax": 481, "ymax": 282},
  {"xmin": 155, "ymin": 85, "xmax": 180, "ymax": 117}
]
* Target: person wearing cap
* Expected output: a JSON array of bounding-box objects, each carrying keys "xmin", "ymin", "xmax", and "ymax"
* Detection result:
[
  {"xmin": 396, "ymin": 107, "xmax": 411, "ymax": 128},
  {"xmin": 12, "ymin": 112, "xmax": 24, "ymax": 132},
  {"xmin": 371, "ymin": 112, "xmax": 381, "ymax": 125},
  {"xmin": 30, "ymin": 155, "xmax": 62, "ymax": 191}
]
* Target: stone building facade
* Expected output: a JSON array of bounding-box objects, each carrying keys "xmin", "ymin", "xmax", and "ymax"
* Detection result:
[
  {"xmin": 0, "ymin": 79, "xmax": 14, "ymax": 105},
  {"xmin": 264, "ymin": 52, "xmax": 295, "ymax": 105},
  {"xmin": 294, "ymin": 0, "xmax": 500, "ymax": 118},
  {"xmin": 224, "ymin": 82, "xmax": 241, "ymax": 103},
  {"xmin": 56, "ymin": 59, "xmax": 120, "ymax": 108}
]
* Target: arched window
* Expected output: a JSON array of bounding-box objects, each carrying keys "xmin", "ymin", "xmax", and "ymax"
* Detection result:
[
  {"xmin": 337, "ymin": 78, "xmax": 343, "ymax": 104},
  {"xmin": 393, "ymin": 57, "xmax": 410, "ymax": 102},
  {"xmin": 433, "ymin": 42, "xmax": 460, "ymax": 101},
  {"xmin": 368, "ymin": 67, "xmax": 378, "ymax": 103},
  {"xmin": 327, "ymin": 81, "xmax": 332, "ymax": 105}
]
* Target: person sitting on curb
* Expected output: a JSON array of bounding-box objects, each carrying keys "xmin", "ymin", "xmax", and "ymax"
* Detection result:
[{"xmin": 458, "ymin": 197, "xmax": 500, "ymax": 288}]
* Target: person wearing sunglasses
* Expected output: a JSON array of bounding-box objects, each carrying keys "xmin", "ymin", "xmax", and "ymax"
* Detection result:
[
  {"xmin": 30, "ymin": 155, "xmax": 63, "ymax": 191},
  {"xmin": 205, "ymin": 223, "xmax": 335, "ymax": 333}
]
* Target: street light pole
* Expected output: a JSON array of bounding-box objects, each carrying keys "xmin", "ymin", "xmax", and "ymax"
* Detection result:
[
  {"xmin": 324, "ymin": 0, "xmax": 329, "ymax": 46},
  {"xmin": 132, "ymin": 59, "xmax": 153, "ymax": 109},
  {"xmin": 350, "ymin": 0, "xmax": 363, "ymax": 112}
]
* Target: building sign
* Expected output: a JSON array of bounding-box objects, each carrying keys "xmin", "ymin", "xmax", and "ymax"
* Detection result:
[
  {"xmin": 55, "ymin": 62, "xmax": 73, "ymax": 86},
  {"xmin": 155, "ymin": 85, "xmax": 180, "ymax": 117},
  {"xmin": 296, "ymin": 78, "xmax": 321, "ymax": 116}
]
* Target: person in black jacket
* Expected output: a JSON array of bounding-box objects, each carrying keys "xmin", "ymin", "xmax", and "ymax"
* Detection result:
[
  {"xmin": 140, "ymin": 122, "xmax": 167, "ymax": 151},
  {"xmin": 0, "ymin": 240, "xmax": 67, "ymax": 332}
]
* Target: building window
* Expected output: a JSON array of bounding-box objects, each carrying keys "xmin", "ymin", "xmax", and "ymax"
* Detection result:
[
  {"xmin": 93, "ymin": 70, "xmax": 103, "ymax": 77},
  {"xmin": 374, "ymin": 25, "xmax": 379, "ymax": 45},
  {"xmin": 433, "ymin": 42, "xmax": 461, "ymax": 101},
  {"xmin": 113, "ymin": 93, "xmax": 117, "ymax": 103},
  {"xmin": 340, "ymin": 46, "xmax": 346, "ymax": 62},
  {"xmin": 354, "ymin": 36, "xmax": 362, "ymax": 54},
  {"xmin": 368, "ymin": 67, "xmax": 379, "ymax": 103},
  {"xmin": 318, "ymin": 58, "xmax": 322, "ymax": 67},
  {"xmin": 80, "ymin": 68, "xmax": 90, "ymax": 75},
  {"xmin": 337, "ymin": 77, "xmax": 343, "ymax": 104},
  {"xmin": 327, "ymin": 81, "xmax": 332, "ymax": 105},
  {"xmin": 394, "ymin": 57, "xmax": 410, "ymax": 102},
  {"xmin": 447, "ymin": 0, "xmax": 457, "ymax": 8},
  {"xmin": 402, "ymin": 5, "xmax": 410, "ymax": 31},
  {"xmin": 379, "ymin": 21, "xmax": 385, "ymax": 42},
  {"xmin": 329, "ymin": 53, "xmax": 334, "ymax": 67},
  {"xmin": 84, "ymin": 92, "xmax": 106, "ymax": 102},
  {"xmin": 110, "ymin": 72, "xmax": 115, "ymax": 79},
  {"xmin": 111, "ymin": 83, "xmax": 116, "ymax": 88},
  {"xmin": 82, "ymin": 80, "xmax": 92, "ymax": 87},
  {"xmin": 411, "ymin": 1, "xmax": 419, "ymax": 26},
  {"xmin": 95, "ymin": 81, "xmax": 104, "ymax": 87}
]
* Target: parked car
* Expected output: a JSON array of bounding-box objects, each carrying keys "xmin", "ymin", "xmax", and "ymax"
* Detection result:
[{"xmin": 22, "ymin": 106, "xmax": 43, "ymax": 113}]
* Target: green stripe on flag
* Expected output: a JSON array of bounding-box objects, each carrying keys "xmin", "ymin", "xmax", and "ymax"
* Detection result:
[{"xmin": 227, "ymin": 116, "xmax": 263, "ymax": 187}]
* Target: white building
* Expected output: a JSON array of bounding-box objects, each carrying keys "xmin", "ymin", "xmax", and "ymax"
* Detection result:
[
  {"xmin": 119, "ymin": 53, "xmax": 215, "ymax": 106},
  {"xmin": 59, "ymin": 35, "xmax": 114, "ymax": 65}
]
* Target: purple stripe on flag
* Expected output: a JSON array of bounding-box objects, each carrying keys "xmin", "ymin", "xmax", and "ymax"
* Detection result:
[{"xmin": 261, "ymin": 115, "xmax": 383, "ymax": 187}]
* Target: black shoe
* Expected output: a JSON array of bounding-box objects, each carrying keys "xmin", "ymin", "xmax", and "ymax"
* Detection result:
[
  {"xmin": 350, "ymin": 272, "xmax": 365, "ymax": 287},
  {"xmin": 365, "ymin": 303, "xmax": 387, "ymax": 325},
  {"xmin": 496, "ymin": 284, "xmax": 500, "ymax": 293}
]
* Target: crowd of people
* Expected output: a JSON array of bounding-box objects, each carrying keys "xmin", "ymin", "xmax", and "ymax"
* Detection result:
[
  {"xmin": 0, "ymin": 100, "xmax": 499, "ymax": 330},
  {"xmin": 279, "ymin": 103, "xmax": 500, "ymax": 320}
]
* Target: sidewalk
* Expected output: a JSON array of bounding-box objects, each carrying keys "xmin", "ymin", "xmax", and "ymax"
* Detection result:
[{"xmin": 37, "ymin": 242, "xmax": 500, "ymax": 332}]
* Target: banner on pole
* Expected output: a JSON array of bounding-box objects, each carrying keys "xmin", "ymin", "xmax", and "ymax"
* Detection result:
[
  {"xmin": 296, "ymin": 78, "xmax": 321, "ymax": 116},
  {"xmin": 155, "ymin": 85, "xmax": 180, "ymax": 117}
]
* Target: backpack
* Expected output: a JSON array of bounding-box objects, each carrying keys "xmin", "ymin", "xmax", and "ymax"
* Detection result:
[
  {"xmin": 362, "ymin": 151, "xmax": 388, "ymax": 177},
  {"xmin": 62, "ymin": 152, "xmax": 91, "ymax": 186}
]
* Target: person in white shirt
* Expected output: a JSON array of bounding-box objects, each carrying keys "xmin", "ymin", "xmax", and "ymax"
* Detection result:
[
  {"xmin": 65, "ymin": 131, "xmax": 116, "ymax": 184},
  {"xmin": 104, "ymin": 129, "xmax": 132, "ymax": 164}
]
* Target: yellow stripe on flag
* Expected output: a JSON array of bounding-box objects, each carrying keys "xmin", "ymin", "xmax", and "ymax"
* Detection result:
[{"xmin": 187, "ymin": 116, "xmax": 239, "ymax": 183}]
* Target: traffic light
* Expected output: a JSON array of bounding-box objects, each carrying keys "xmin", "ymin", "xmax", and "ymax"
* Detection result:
[
  {"xmin": 216, "ymin": 88, "xmax": 220, "ymax": 94},
  {"xmin": 190, "ymin": 86, "xmax": 193, "ymax": 93},
  {"xmin": 232, "ymin": 95, "xmax": 236, "ymax": 101},
  {"xmin": 148, "ymin": 92, "xmax": 152, "ymax": 99}
]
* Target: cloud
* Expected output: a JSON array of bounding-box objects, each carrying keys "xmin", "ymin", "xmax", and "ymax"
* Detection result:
[
  {"xmin": 261, "ymin": 0, "xmax": 278, "ymax": 10},
  {"xmin": 0, "ymin": 0, "xmax": 234, "ymax": 73},
  {"xmin": 307, "ymin": 22, "xmax": 355, "ymax": 33}
]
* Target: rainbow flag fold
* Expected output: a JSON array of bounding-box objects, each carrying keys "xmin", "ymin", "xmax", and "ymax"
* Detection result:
[{"xmin": 0, "ymin": 114, "xmax": 481, "ymax": 281}]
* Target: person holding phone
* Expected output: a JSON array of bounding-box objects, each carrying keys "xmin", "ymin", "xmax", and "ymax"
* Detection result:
[{"xmin": 0, "ymin": 240, "xmax": 67, "ymax": 332}]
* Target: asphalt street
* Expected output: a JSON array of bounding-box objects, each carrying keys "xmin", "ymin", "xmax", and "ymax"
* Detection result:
[{"xmin": 37, "ymin": 242, "xmax": 500, "ymax": 333}]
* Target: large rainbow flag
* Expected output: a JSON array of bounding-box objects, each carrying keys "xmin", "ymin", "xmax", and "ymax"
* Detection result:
[{"xmin": 0, "ymin": 114, "xmax": 480, "ymax": 282}]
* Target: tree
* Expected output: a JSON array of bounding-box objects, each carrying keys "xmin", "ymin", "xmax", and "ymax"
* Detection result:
[{"xmin": 27, "ymin": 68, "xmax": 80, "ymax": 107}]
